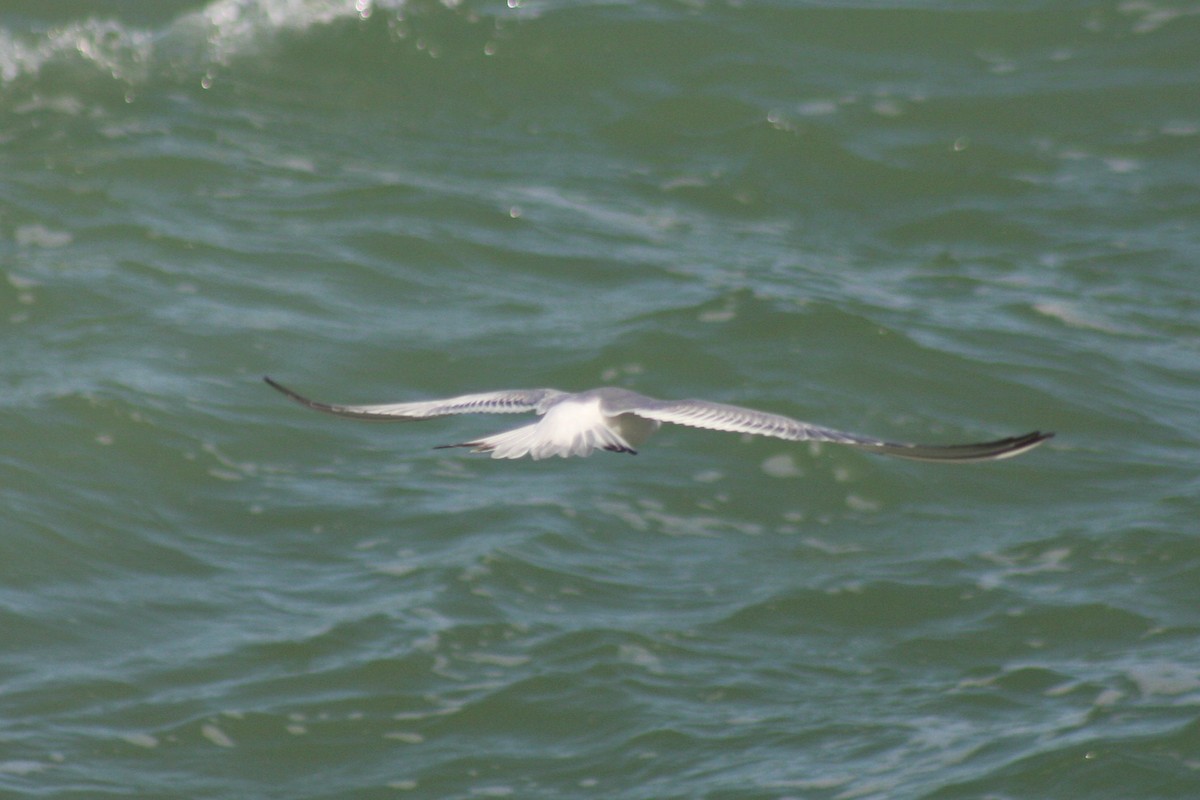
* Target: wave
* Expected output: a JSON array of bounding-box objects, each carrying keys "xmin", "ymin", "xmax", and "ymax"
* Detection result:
[{"xmin": 0, "ymin": 0, "xmax": 406, "ymax": 94}]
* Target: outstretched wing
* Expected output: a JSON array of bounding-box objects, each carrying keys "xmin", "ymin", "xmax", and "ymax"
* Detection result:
[
  {"xmin": 264, "ymin": 377, "xmax": 563, "ymax": 421},
  {"xmin": 629, "ymin": 399, "xmax": 1052, "ymax": 462}
]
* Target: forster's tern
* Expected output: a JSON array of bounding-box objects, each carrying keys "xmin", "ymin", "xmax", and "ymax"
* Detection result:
[{"xmin": 264, "ymin": 377, "xmax": 1052, "ymax": 463}]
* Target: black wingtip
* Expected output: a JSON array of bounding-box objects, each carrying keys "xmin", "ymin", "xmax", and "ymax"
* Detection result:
[
  {"xmin": 1018, "ymin": 430, "xmax": 1056, "ymax": 447},
  {"xmin": 263, "ymin": 375, "xmax": 306, "ymax": 405},
  {"xmin": 868, "ymin": 428, "xmax": 1055, "ymax": 462},
  {"xmin": 263, "ymin": 375, "xmax": 342, "ymax": 415}
]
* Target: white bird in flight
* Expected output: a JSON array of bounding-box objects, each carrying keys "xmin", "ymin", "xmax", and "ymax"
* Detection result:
[{"xmin": 264, "ymin": 377, "xmax": 1052, "ymax": 463}]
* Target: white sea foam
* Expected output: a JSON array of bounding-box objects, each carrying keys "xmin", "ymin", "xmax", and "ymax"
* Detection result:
[{"xmin": 0, "ymin": 0, "xmax": 406, "ymax": 89}]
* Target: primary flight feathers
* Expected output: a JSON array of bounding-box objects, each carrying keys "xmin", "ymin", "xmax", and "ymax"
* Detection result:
[{"xmin": 264, "ymin": 376, "xmax": 1052, "ymax": 463}]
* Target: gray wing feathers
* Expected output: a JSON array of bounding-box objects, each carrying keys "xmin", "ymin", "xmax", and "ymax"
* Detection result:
[
  {"xmin": 264, "ymin": 377, "xmax": 560, "ymax": 421},
  {"xmin": 632, "ymin": 399, "xmax": 1052, "ymax": 463},
  {"xmin": 631, "ymin": 400, "xmax": 879, "ymax": 445}
]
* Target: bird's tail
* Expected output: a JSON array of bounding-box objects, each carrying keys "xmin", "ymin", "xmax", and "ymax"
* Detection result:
[{"xmin": 435, "ymin": 422, "xmax": 636, "ymax": 460}]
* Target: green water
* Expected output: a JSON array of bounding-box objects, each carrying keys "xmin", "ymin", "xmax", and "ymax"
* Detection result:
[{"xmin": 3, "ymin": 1, "xmax": 1199, "ymax": 798}]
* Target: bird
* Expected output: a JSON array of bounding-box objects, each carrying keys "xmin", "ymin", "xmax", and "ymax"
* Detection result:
[{"xmin": 264, "ymin": 376, "xmax": 1052, "ymax": 463}]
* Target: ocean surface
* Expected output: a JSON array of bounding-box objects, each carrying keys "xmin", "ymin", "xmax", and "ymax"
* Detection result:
[{"xmin": 3, "ymin": 1, "xmax": 1198, "ymax": 798}]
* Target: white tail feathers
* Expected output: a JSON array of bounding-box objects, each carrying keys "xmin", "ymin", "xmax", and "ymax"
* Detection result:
[{"xmin": 437, "ymin": 421, "xmax": 636, "ymax": 460}]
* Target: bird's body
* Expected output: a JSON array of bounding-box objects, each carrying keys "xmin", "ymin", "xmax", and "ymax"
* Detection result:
[{"xmin": 264, "ymin": 377, "xmax": 1052, "ymax": 463}]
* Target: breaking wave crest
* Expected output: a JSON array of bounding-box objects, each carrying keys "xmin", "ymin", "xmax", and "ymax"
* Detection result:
[{"xmin": 0, "ymin": 0, "xmax": 404, "ymax": 94}]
